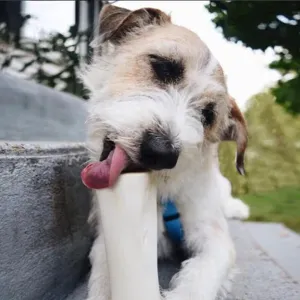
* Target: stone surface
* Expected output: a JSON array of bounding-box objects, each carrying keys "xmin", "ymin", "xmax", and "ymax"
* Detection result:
[
  {"xmin": 0, "ymin": 72, "xmax": 87, "ymax": 142},
  {"xmin": 244, "ymin": 222, "xmax": 300, "ymax": 283},
  {"xmin": 229, "ymin": 221, "xmax": 300, "ymax": 300},
  {"xmin": 0, "ymin": 72, "xmax": 92, "ymax": 300},
  {"xmin": 0, "ymin": 142, "xmax": 92, "ymax": 300},
  {"xmin": 66, "ymin": 221, "xmax": 300, "ymax": 300}
]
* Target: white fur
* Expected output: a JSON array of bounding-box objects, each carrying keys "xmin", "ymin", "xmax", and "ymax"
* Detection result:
[
  {"xmin": 221, "ymin": 176, "xmax": 250, "ymax": 220},
  {"xmin": 83, "ymin": 11, "xmax": 249, "ymax": 300}
]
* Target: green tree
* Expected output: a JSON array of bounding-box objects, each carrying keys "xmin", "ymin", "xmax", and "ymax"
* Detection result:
[
  {"xmin": 219, "ymin": 91, "xmax": 300, "ymax": 196},
  {"xmin": 206, "ymin": 1, "xmax": 300, "ymax": 115},
  {"xmin": 1, "ymin": 25, "xmax": 88, "ymax": 98}
]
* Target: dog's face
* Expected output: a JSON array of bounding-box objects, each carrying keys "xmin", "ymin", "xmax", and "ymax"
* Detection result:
[{"xmin": 83, "ymin": 5, "xmax": 247, "ymax": 182}]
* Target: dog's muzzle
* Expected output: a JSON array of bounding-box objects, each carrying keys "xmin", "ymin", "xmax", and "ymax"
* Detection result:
[
  {"xmin": 81, "ymin": 131, "xmax": 179, "ymax": 190},
  {"xmin": 140, "ymin": 131, "xmax": 179, "ymax": 170}
]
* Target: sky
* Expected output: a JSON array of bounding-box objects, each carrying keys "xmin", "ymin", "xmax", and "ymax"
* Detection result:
[{"xmin": 23, "ymin": 1, "xmax": 281, "ymax": 110}]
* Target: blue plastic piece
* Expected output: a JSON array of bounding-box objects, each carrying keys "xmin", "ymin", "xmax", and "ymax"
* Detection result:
[{"xmin": 163, "ymin": 200, "xmax": 184, "ymax": 244}]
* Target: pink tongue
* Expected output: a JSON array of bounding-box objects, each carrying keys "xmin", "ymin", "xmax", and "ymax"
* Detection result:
[
  {"xmin": 108, "ymin": 145, "xmax": 128, "ymax": 186},
  {"xmin": 81, "ymin": 145, "xmax": 128, "ymax": 189}
]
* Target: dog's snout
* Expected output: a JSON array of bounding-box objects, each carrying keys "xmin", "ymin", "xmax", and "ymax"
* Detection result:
[{"xmin": 140, "ymin": 131, "xmax": 179, "ymax": 170}]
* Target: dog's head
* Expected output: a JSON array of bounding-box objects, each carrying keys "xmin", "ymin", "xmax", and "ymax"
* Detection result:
[{"xmin": 83, "ymin": 4, "xmax": 247, "ymax": 185}]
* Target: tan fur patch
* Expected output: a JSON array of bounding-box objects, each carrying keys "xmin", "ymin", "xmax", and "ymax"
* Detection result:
[
  {"xmin": 99, "ymin": 5, "xmax": 171, "ymax": 44},
  {"xmin": 212, "ymin": 65, "xmax": 226, "ymax": 86},
  {"xmin": 105, "ymin": 24, "xmax": 215, "ymax": 96}
]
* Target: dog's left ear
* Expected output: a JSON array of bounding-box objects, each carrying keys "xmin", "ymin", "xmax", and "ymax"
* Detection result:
[
  {"xmin": 99, "ymin": 4, "xmax": 171, "ymax": 44},
  {"xmin": 221, "ymin": 96, "xmax": 248, "ymax": 175}
]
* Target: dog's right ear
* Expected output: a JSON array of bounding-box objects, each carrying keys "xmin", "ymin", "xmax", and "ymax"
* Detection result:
[
  {"xmin": 221, "ymin": 96, "xmax": 248, "ymax": 176},
  {"xmin": 99, "ymin": 4, "xmax": 171, "ymax": 44}
]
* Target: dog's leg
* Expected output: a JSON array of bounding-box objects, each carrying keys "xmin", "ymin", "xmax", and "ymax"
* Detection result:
[
  {"xmin": 223, "ymin": 196, "xmax": 250, "ymax": 220},
  {"xmin": 219, "ymin": 174, "xmax": 250, "ymax": 220},
  {"xmin": 163, "ymin": 199, "xmax": 236, "ymax": 300},
  {"xmin": 87, "ymin": 234, "xmax": 110, "ymax": 300}
]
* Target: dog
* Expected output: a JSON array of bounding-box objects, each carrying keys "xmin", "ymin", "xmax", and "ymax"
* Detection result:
[{"xmin": 82, "ymin": 4, "xmax": 248, "ymax": 300}]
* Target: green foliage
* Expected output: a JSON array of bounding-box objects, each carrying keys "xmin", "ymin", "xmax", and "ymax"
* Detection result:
[
  {"xmin": 1, "ymin": 24, "xmax": 89, "ymax": 98},
  {"xmin": 206, "ymin": 1, "xmax": 300, "ymax": 114},
  {"xmin": 242, "ymin": 187, "xmax": 300, "ymax": 232},
  {"xmin": 219, "ymin": 92, "xmax": 300, "ymax": 196}
]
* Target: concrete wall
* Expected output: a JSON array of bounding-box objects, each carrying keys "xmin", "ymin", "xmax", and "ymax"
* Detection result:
[{"xmin": 0, "ymin": 73, "xmax": 92, "ymax": 300}]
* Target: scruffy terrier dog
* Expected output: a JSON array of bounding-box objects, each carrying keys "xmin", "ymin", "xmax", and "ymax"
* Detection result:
[{"xmin": 82, "ymin": 4, "xmax": 248, "ymax": 300}]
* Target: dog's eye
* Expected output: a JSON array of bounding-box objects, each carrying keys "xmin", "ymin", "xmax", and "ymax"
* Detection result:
[
  {"xmin": 201, "ymin": 102, "xmax": 216, "ymax": 127},
  {"xmin": 148, "ymin": 54, "xmax": 184, "ymax": 84}
]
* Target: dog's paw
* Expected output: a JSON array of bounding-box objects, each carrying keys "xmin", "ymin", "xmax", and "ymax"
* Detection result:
[
  {"xmin": 224, "ymin": 198, "xmax": 250, "ymax": 220},
  {"xmin": 216, "ymin": 266, "xmax": 239, "ymax": 300},
  {"xmin": 163, "ymin": 290, "xmax": 213, "ymax": 300}
]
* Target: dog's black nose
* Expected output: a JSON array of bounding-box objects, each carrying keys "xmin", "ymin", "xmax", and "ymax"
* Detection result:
[{"xmin": 140, "ymin": 131, "xmax": 179, "ymax": 170}]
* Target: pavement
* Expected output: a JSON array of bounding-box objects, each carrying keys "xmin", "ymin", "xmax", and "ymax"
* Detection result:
[{"xmin": 66, "ymin": 221, "xmax": 300, "ymax": 300}]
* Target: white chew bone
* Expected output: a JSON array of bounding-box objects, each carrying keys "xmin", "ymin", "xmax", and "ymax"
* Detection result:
[{"xmin": 96, "ymin": 173, "xmax": 160, "ymax": 300}]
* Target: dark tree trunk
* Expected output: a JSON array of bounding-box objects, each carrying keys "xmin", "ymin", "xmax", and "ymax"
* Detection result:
[{"xmin": 0, "ymin": 1, "xmax": 24, "ymax": 47}]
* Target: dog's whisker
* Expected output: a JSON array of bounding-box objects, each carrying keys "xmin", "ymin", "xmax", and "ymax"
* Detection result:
[
  {"xmin": 85, "ymin": 146, "xmax": 98, "ymax": 154},
  {"xmin": 80, "ymin": 159, "xmax": 94, "ymax": 168}
]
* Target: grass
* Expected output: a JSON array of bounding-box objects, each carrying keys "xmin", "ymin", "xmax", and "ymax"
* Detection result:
[
  {"xmin": 216, "ymin": 93, "xmax": 300, "ymax": 232},
  {"xmin": 241, "ymin": 186, "xmax": 300, "ymax": 233},
  {"xmin": 218, "ymin": 92, "xmax": 300, "ymax": 196}
]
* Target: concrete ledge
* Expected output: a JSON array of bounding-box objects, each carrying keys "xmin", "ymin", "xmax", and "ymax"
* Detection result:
[
  {"xmin": 0, "ymin": 72, "xmax": 87, "ymax": 142},
  {"xmin": 229, "ymin": 221, "xmax": 300, "ymax": 300},
  {"xmin": 244, "ymin": 222, "xmax": 300, "ymax": 284},
  {"xmin": 0, "ymin": 142, "xmax": 92, "ymax": 300}
]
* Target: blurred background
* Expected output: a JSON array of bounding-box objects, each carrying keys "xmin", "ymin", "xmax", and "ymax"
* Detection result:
[{"xmin": 1, "ymin": 1, "xmax": 299, "ymax": 231}]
